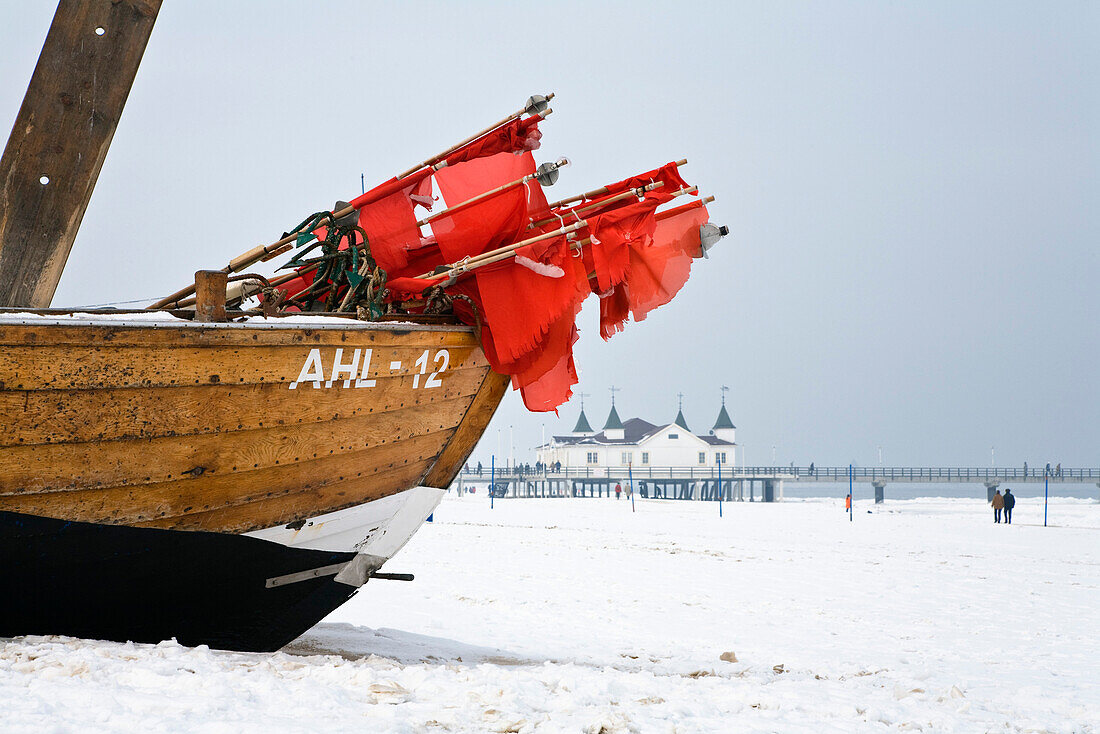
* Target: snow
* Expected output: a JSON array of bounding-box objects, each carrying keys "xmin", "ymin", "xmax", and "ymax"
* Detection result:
[
  {"xmin": 0, "ymin": 311, "xmax": 457, "ymax": 331},
  {"xmin": 3, "ymin": 496, "xmax": 1098, "ymax": 732}
]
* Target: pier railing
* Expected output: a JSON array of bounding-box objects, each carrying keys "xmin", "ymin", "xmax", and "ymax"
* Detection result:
[{"xmin": 459, "ymin": 465, "xmax": 1100, "ymax": 484}]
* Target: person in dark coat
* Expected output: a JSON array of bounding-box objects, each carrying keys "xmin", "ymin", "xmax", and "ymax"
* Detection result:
[
  {"xmin": 991, "ymin": 489, "xmax": 1004, "ymax": 523},
  {"xmin": 1003, "ymin": 488, "xmax": 1015, "ymax": 524}
]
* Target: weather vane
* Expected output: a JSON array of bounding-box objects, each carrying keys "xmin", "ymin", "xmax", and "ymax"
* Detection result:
[
  {"xmin": 609, "ymin": 385, "xmax": 620, "ymax": 406},
  {"xmin": 576, "ymin": 391, "xmax": 590, "ymax": 410},
  {"xmin": 677, "ymin": 391, "xmax": 685, "ymax": 411},
  {"xmin": 721, "ymin": 385, "xmax": 729, "ymax": 406}
]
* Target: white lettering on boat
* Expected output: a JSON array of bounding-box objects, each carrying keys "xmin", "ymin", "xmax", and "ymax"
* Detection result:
[{"xmin": 289, "ymin": 348, "xmax": 449, "ymax": 390}]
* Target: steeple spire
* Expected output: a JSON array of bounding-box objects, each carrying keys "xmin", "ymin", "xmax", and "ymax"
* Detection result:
[
  {"xmin": 572, "ymin": 392, "xmax": 593, "ymax": 434},
  {"xmin": 712, "ymin": 386, "xmax": 735, "ymax": 432},
  {"xmin": 674, "ymin": 391, "xmax": 689, "ymax": 430},
  {"xmin": 603, "ymin": 386, "xmax": 623, "ymax": 430}
]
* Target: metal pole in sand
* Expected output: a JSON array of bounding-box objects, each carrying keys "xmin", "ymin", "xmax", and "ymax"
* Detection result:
[
  {"xmin": 491, "ymin": 455, "xmax": 495, "ymax": 511},
  {"xmin": 1044, "ymin": 469, "xmax": 1049, "ymax": 527},
  {"xmin": 628, "ymin": 463, "xmax": 636, "ymax": 514},
  {"xmin": 718, "ymin": 455, "xmax": 723, "ymax": 518},
  {"xmin": 849, "ymin": 464, "xmax": 854, "ymax": 522}
]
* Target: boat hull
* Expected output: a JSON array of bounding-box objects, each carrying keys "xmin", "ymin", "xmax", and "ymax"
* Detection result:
[
  {"xmin": 0, "ymin": 509, "xmax": 359, "ymax": 652},
  {"xmin": 0, "ymin": 313, "xmax": 509, "ymax": 649}
]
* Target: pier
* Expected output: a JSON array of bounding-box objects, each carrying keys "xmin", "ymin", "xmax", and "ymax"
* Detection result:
[{"xmin": 456, "ymin": 466, "xmax": 1100, "ymax": 503}]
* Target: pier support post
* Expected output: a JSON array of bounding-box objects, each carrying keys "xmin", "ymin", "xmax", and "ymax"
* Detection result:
[
  {"xmin": 985, "ymin": 482, "xmax": 1000, "ymax": 502},
  {"xmin": 873, "ymin": 482, "xmax": 886, "ymax": 504}
]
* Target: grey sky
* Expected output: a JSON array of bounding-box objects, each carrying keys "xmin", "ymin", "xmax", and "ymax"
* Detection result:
[{"xmin": 2, "ymin": 2, "xmax": 1096, "ymax": 467}]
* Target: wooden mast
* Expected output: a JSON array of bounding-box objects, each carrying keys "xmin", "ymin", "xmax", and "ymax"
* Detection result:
[{"xmin": 0, "ymin": 0, "xmax": 162, "ymax": 308}]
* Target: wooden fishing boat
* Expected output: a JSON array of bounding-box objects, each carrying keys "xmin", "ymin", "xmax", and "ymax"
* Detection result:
[
  {"xmin": 0, "ymin": 308, "xmax": 507, "ymax": 650},
  {"xmin": 0, "ymin": 1, "xmax": 725, "ymax": 652}
]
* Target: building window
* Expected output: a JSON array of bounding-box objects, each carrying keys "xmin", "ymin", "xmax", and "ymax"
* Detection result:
[
  {"xmin": 621, "ymin": 451, "xmax": 633, "ymax": 465},
  {"xmin": 641, "ymin": 452, "xmax": 649, "ymax": 465},
  {"xmin": 698, "ymin": 452, "xmax": 706, "ymax": 464},
  {"xmin": 668, "ymin": 433, "xmax": 679, "ymax": 439},
  {"xmin": 715, "ymin": 452, "xmax": 727, "ymax": 464},
  {"xmin": 587, "ymin": 451, "xmax": 599, "ymax": 464}
]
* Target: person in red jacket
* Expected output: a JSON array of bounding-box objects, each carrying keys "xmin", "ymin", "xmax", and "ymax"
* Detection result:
[{"xmin": 615, "ymin": 483, "xmax": 622, "ymax": 500}]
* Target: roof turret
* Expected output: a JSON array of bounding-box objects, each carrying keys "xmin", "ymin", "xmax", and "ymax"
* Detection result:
[
  {"xmin": 713, "ymin": 404, "xmax": 734, "ymax": 430},
  {"xmin": 603, "ymin": 404, "xmax": 623, "ymax": 430},
  {"xmin": 674, "ymin": 409, "xmax": 689, "ymax": 430},
  {"xmin": 573, "ymin": 408, "xmax": 594, "ymax": 434}
]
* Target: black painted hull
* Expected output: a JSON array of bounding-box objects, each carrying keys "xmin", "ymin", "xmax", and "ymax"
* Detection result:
[{"xmin": 0, "ymin": 511, "xmax": 360, "ymax": 652}]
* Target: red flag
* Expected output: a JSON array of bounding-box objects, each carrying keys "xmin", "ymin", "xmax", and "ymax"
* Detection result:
[
  {"xmin": 625, "ymin": 202, "xmax": 709, "ymax": 322},
  {"xmin": 586, "ymin": 197, "xmax": 660, "ymax": 293},
  {"xmin": 517, "ymin": 344, "xmax": 579, "ymax": 413},
  {"xmin": 432, "ymin": 151, "xmax": 538, "ymax": 262},
  {"xmin": 356, "ymin": 187, "xmax": 421, "ymax": 273},
  {"xmin": 604, "ymin": 161, "xmax": 690, "ymax": 198},
  {"xmin": 470, "ymin": 234, "xmax": 587, "ymax": 366},
  {"xmin": 598, "ymin": 286, "xmax": 631, "ymax": 340},
  {"xmin": 443, "ymin": 115, "xmax": 543, "ymax": 167}
]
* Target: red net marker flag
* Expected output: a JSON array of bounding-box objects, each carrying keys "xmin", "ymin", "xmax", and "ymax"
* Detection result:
[
  {"xmin": 626, "ymin": 200, "xmax": 711, "ymax": 322},
  {"xmin": 442, "ymin": 115, "xmax": 544, "ymax": 167},
  {"xmin": 602, "ymin": 161, "xmax": 691, "ymax": 199},
  {"xmin": 472, "ymin": 234, "xmax": 588, "ymax": 368},
  {"xmin": 432, "ymin": 151, "xmax": 546, "ymax": 263}
]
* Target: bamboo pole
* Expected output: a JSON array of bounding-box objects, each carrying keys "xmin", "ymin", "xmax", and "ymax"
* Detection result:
[
  {"xmin": 529, "ymin": 181, "xmax": 668, "ymax": 230},
  {"xmin": 397, "ymin": 93, "xmax": 554, "ymax": 179},
  {"xmin": 421, "ymin": 185, "xmax": 704, "ymax": 281},
  {"xmin": 543, "ymin": 159, "xmax": 687, "ymax": 210},
  {"xmin": 148, "ymin": 97, "xmax": 555, "ymax": 310}
]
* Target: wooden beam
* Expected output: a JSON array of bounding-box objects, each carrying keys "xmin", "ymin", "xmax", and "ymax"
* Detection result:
[
  {"xmin": 194, "ymin": 270, "xmax": 228, "ymax": 322},
  {"xmin": 0, "ymin": 0, "xmax": 162, "ymax": 307}
]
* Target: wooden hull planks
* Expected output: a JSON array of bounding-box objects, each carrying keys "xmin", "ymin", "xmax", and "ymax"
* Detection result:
[{"xmin": 0, "ymin": 316, "xmax": 506, "ymax": 535}]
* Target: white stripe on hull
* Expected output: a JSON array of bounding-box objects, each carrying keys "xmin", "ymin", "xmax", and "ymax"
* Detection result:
[{"xmin": 244, "ymin": 486, "xmax": 444, "ymax": 557}]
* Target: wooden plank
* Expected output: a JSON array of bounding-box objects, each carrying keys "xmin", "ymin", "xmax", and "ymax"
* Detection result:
[
  {"xmin": 3, "ymin": 435, "xmax": 445, "ymax": 533},
  {"xmin": 0, "ymin": 0, "xmax": 162, "ymax": 307},
  {"xmin": 139, "ymin": 457, "xmax": 439, "ymax": 534},
  {"xmin": 422, "ymin": 370, "xmax": 511, "ymax": 488},
  {"xmin": 0, "ymin": 342, "xmax": 487, "ymax": 390},
  {"xmin": 0, "ymin": 366, "xmax": 489, "ymax": 446},
  {"xmin": 0, "ymin": 322, "xmax": 477, "ymax": 348},
  {"xmin": 0, "ymin": 395, "xmax": 473, "ymax": 494}
]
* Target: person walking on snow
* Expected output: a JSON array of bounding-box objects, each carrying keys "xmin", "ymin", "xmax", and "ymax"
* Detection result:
[
  {"xmin": 615, "ymin": 483, "xmax": 622, "ymax": 500},
  {"xmin": 991, "ymin": 489, "xmax": 1004, "ymax": 523},
  {"xmin": 1003, "ymin": 488, "xmax": 1015, "ymax": 524}
]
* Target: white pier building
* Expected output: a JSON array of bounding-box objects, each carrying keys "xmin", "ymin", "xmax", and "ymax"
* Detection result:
[{"xmin": 536, "ymin": 397, "xmax": 737, "ymax": 473}]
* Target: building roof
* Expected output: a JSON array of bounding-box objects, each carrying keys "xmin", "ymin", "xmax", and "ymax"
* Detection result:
[
  {"xmin": 712, "ymin": 404, "xmax": 735, "ymax": 430},
  {"xmin": 603, "ymin": 404, "xmax": 623, "ymax": 430},
  {"xmin": 553, "ymin": 417, "xmax": 660, "ymax": 446},
  {"xmin": 701, "ymin": 435, "xmax": 736, "ymax": 446},
  {"xmin": 551, "ymin": 417, "xmax": 736, "ymax": 447},
  {"xmin": 674, "ymin": 409, "xmax": 689, "ymax": 430},
  {"xmin": 572, "ymin": 408, "xmax": 593, "ymax": 434}
]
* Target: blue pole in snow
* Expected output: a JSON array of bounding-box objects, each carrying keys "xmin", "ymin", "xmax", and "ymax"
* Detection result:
[
  {"xmin": 1044, "ymin": 470, "xmax": 1049, "ymax": 527},
  {"xmin": 491, "ymin": 455, "xmax": 495, "ymax": 510},
  {"xmin": 848, "ymin": 464, "xmax": 853, "ymax": 522},
  {"xmin": 718, "ymin": 456, "xmax": 723, "ymax": 518},
  {"xmin": 628, "ymin": 464, "xmax": 636, "ymax": 513}
]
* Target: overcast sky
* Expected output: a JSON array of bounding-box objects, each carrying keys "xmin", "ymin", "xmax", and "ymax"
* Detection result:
[{"xmin": 2, "ymin": 1, "xmax": 1096, "ymax": 468}]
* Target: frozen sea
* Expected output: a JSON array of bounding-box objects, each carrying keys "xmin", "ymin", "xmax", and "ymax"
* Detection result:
[{"xmin": 2, "ymin": 494, "xmax": 1098, "ymax": 733}]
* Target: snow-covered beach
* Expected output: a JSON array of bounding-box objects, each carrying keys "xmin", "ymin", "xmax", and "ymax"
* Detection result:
[{"xmin": 3, "ymin": 495, "xmax": 1098, "ymax": 733}]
